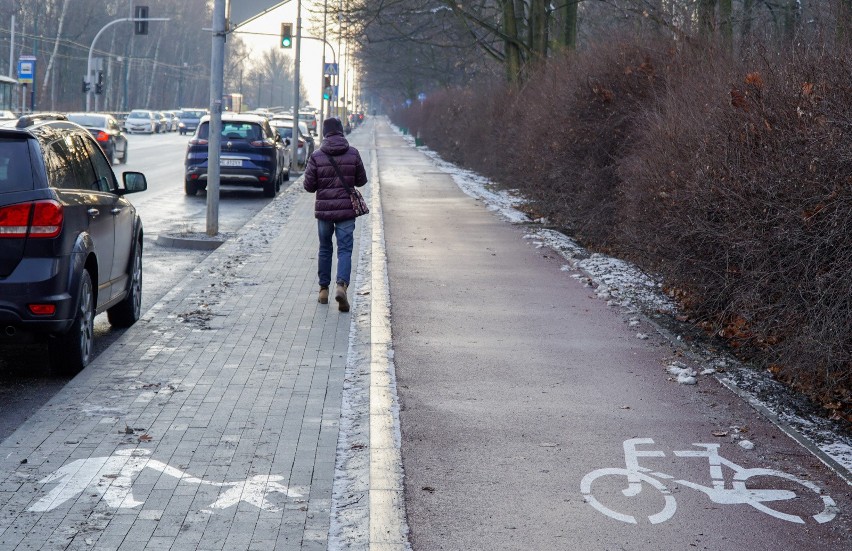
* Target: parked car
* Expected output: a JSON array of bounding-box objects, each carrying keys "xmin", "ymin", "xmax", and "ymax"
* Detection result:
[
  {"xmin": 153, "ymin": 112, "xmax": 169, "ymax": 133},
  {"xmin": 298, "ymin": 111, "xmax": 318, "ymax": 135},
  {"xmin": 163, "ymin": 111, "xmax": 180, "ymax": 132},
  {"xmin": 178, "ymin": 108, "xmax": 207, "ymax": 135},
  {"xmin": 124, "ymin": 109, "xmax": 157, "ymax": 134},
  {"xmin": 0, "ymin": 110, "xmax": 16, "ymax": 121},
  {"xmin": 65, "ymin": 112, "xmax": 128, "ymax": 164},
  {"xmin": 184, "ymin": 113, "xmax": 289, "ymax": 197},
  {"xmin": 0, "ymin": 114, "xmax": 147, "ymax": 373},
  {"xmin": 270, "ymin": 117, "xmax": 313, "ymax": 168}
]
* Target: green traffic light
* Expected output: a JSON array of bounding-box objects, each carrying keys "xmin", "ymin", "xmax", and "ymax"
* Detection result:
[{"xmin": 282, "ymin": 37, "xmax": 292, "ymax": 47}]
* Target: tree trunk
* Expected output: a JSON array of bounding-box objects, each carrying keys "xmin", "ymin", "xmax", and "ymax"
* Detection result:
[
  {"xmin": 742, "ymin": 0, "xmax": 754, "ymax": 40},
  {"xmin": 144, "ymin": 33, "xmax": 163, "ymax": 109},
  {"xmin": 838, "ymin": 0, "xmax": 851, "ymax": 41},
  {"xmin": 502, "ymin": 0, "xmax": 522, "ymax": 83},
  {"xmin": 528, "ymin": 0, "xmax": 548, "ymax": 59},
  {"xmin": 719, "ymin": 0, "xmax": 733, "ymax": 49},
  {"xmin": 782, "ymin": 0, "xmax": 801, "ymax": 43},
  {"xmin": 697, "ymin": 0, "xmax": 716, "ymax": 38},
  {"xmin": 41, "ymin": 0, "xmax": 70, "ymax": 107},
  {"xmin": 559, "ymin": 0, "xmax": 579, "ymax": 50}
]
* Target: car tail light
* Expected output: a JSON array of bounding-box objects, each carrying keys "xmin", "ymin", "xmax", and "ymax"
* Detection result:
[
  {"xmin": 0, "ymin": 200, "xmax": 63, "ymax": 239},
  {"xmin": 28, "ymin": 304, "xmax": 56, "ymax": 315},
  {"xmin": 250, "ymin": 138, "xmax": 274, "ymax": 147},
  {"xmin": 95, "ymin": 131, "xmax": 109, "ymax": 142},
  {"xmin": 189, "ymin": 138, "xmax": 208, "ymax": 145}
]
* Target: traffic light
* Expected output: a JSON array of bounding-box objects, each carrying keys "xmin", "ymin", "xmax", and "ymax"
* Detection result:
[
  {"xmin": 322, "ymin": 76, "xmax": 331, "ymax": 100},
  {"xmin": 280, "ymin": 23, "xmax": 293, "ymax": 48},
  {"xmin": 95, "ymin": 71, "xmax": 104, "ymax": 95},
  {"xmin": 134, "ymin": 6, "xmax": 149, "ymax": 35},
  {"xmin": 82, "ymin": 78, "xmax": 91, "ymax": 93}
]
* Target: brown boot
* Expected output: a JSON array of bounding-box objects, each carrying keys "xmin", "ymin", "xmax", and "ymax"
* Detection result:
[
  {"xmin": 318, "ymin": 286, "xmax": 329, "ymax": 304},
  {"xmin": 335, "ymin": 282, "xmax": 349, "ymax": 312}
]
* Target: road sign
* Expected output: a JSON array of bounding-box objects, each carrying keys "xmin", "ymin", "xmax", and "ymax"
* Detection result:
[
  {"xmin": 324, "ymin": 63, "xmax": 338, "ymax": 76},
  {"xmin": 17, "ymin": 56, "xmax": 36, "ymax": 84},
  {"xmin": 417, "ymin": 92, "xmax": 427, "ymax": 102}
]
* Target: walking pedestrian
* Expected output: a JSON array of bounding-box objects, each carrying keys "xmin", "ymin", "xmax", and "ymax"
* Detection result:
[{"xmin": 303, "ymin": 117, "xmax": 368, "ymax": 312}]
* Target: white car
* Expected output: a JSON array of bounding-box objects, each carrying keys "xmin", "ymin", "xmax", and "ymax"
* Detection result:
[
  {"xmin": 124, "ymin": 109, "xmax": 157, "ymax": 134},
  {"xmin": 270, "ymin": 117, "xmax": 314, "ymax": 167}
]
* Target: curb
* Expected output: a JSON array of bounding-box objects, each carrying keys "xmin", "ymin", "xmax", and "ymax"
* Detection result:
[{"xmin": 155, "ymin": 233, "xmax": 228, "ymax": 250}]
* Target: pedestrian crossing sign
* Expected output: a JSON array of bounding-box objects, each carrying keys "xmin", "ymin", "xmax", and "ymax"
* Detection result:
[{"xmin": 324, "ymin": 63, "xmax": 338, "ymax": 76}]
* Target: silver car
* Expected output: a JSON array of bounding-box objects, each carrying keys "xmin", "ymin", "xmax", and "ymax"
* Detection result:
[{"xmin": 125, "ymin": 109, "xmax": 157, "ymax": 134}]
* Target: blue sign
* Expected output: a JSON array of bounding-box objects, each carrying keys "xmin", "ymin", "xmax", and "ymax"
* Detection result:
[
  {"xmin": 17, "ymin": 56, "xmax": 36, "ymax": 84},
  {"xmin": 417, "ymin": 92, "xmax": 426, "ymax": 102},
  {"xmin": 323, "ymin": 63, "xmax": 338, "ymax": 76}
]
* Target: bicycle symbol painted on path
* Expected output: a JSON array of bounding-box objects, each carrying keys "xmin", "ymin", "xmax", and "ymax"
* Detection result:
[{"xmin": 580, "ymin": 438, "xmax": 838, "ymax": 525}]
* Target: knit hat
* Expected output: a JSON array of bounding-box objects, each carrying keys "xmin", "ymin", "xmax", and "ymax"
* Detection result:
[{"xmin": 322, "ymin": 117, "xmax": 344, "ymax": 137}]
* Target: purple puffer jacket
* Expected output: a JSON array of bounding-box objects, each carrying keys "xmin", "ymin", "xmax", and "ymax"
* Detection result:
[{"xmin": 303, "ymin": 132, "xmax": 368, "ymax": 221}]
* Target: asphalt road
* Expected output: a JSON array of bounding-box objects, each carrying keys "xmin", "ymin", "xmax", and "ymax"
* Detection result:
[
  {"xmin": 0, "ymin": 131, "xmax": 294, "ymax": 441},
  {"xmin": 376, "ymin": 122, "xmax": 851, "ymax": 550}
]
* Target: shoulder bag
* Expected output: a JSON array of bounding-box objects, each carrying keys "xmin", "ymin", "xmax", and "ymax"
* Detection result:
[{"xmin": 326, "ymin": 153, "xmax": 369, "ymax": 217}]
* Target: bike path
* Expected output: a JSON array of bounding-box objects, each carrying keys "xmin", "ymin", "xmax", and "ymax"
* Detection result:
[{"xmin": 376, "ymin": 120, "xmax": 851, "ymax": 550}]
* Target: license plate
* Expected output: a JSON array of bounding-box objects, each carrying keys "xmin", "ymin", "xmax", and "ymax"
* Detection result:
[{"xmin": 220, "ymin": 159, "xmax": 242, "ymax": 167}]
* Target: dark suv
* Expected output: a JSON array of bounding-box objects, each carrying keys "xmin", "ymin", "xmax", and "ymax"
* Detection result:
[
  {"xmin": 185, "ymin": 113, "xmax": 288, "ymax": 197},
  {"xmin": 0, "ymin": 114, "xmax": 147, "ymax": 373}
]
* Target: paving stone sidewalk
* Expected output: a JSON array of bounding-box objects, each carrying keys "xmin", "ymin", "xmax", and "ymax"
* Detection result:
[{"xmin": 0, "ymin": 154, "xmax": 367, "ymax": 549}]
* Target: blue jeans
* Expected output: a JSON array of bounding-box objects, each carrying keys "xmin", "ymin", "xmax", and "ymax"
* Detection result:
[{"xmin": 317, "ymin": 218, "xmax": 356, "ymax": 287}]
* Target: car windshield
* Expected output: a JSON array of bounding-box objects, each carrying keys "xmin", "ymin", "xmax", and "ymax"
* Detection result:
[
  {"xmin": 0, "ymin": 139, "xmax": 34, "ymax": 192},
  {"xmin": 128, "ymin": 110, "xmax": 151, "ymax": 118},
  {"xmin": 181, "ymin": 110, "xmax": 206, "ymax": 119},
  {"xmin": 273, "ymin": 126, "xmax": 294, "ymax": 140},
  {"xmin": 197, "ymin": 122, "xmax": 263, "ymax": 140},
  {"xmin": 66, "ymin": 114, "xmax": 108, "ymax": 127}
]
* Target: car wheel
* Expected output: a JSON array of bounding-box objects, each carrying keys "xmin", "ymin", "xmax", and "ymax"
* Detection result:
[
  {"xmin": 263, "ymin": 178, "xmax": 276, "ymax": 198},
  {"xmin": 107, "ymin": 242, "xmax": 142, "ymax": 327},
  {"xmin": 120, "ymin": 146, "xmax": 128, "ymax": 164},
  {"xmin": 185, "ymin": 179, "xmax": 199, "ymax": 196},
  {"xmin": 48, "ymin": 269, "xmax": 94, "ymax": 375}
]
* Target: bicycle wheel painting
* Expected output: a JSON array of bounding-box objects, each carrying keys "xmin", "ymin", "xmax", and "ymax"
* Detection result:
[
  {"xmin": 580, "ymin": 468, "xmax": 677, "ymax": 524},
  {"xmin": 732, "ymin": 469, "xmax": 839, "ymax": 524}
]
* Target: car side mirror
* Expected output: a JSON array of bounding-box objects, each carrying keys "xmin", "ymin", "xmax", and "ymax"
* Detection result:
[
  {"xmin": 284, "ymin": 138, "xmax": 291, "ymax": 146},
  {"xmin": 121, "ymin": 172, "xmax": 148, "ymax": 194}
]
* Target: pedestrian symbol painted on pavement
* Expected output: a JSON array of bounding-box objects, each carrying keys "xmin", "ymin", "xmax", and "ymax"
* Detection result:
[{"xmin": 27, "ymin": 449, "xmax": 302, "ymax": 514}]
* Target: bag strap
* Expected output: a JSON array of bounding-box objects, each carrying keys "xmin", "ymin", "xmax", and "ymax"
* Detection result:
[{"xmin": 324, "ymin": 153, "xmax": 353, "ymax": 192}]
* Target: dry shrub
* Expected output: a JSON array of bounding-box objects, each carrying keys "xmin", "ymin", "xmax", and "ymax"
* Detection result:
[
  {"xmin": 390, "ymin": 38, "xmax": 852, "ymax": 416},
  {"xmin": 619, "ymin": 45, "xmax": 852, "ymax": 411}
]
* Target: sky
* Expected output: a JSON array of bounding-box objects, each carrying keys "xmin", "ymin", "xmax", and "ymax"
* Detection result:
[{"xmin": 231, "ymin": 1, "xmax": 351, "ymax": 110}]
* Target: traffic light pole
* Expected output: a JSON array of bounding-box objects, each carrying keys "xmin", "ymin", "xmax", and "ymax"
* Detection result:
[
  {"xmin": 85, "ymin": 16, "xmax": 168, "ymax": 112},
  {"xmin": 319, "ymin": 0, "xmax": 328, "ymax": 134},
  {"xmin": 291, "ymin": 0, "xmax": 302, "ymax": 171},
  {"xmin": 207, "ymin": 0, "xmax": 226, "ymax": 236}
]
